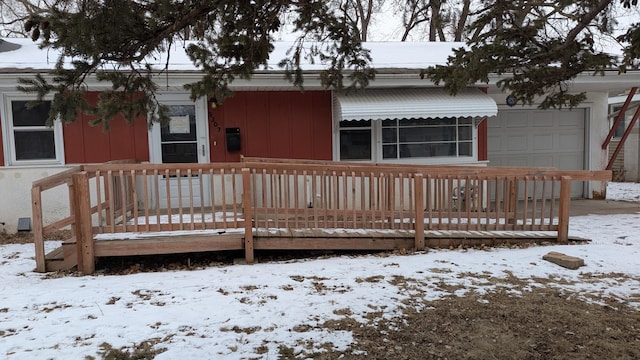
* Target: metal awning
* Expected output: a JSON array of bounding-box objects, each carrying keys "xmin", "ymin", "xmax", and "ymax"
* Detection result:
[{"xmin": 334, "ymin": 88, "xmax": 498, "ymax": 121}]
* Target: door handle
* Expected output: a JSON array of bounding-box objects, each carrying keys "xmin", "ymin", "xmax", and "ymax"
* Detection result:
[{"xmin": 201, "ymin": 145, "xmax": 205, "ymax": 156}]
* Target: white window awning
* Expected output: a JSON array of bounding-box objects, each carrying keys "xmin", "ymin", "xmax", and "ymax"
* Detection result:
[{"xmin": 334, "ymin": 88, "xmax": 498, "ymax": 121}]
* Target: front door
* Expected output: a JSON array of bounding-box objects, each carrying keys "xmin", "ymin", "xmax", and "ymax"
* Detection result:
[{"xmin": 149, "ymin": 94, "xmax": 210, "ymax": 208}]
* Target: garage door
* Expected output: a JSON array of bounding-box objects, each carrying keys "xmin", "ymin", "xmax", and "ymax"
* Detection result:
[{"xmin": 487, "ymin": 108, "xmax": 586, "ymax": 198}]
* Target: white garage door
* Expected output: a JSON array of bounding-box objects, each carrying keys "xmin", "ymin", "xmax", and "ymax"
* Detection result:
[{"xmin": 487, "ymin": 108, "xmax": 586, "ymax": 198}]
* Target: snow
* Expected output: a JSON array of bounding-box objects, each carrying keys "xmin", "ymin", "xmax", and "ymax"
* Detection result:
[{"xmin": 1, "ymin": 182, "xmax": 640, "ymax": 359}]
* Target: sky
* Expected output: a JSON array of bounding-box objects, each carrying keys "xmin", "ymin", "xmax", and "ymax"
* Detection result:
[{"xmin": 0, "ymin": 182, "xmax": 639, "ymax": 359}]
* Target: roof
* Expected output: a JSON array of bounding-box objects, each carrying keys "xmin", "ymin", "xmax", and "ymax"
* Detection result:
[
  {"xmin": 0, "ymin": 38, "xmax": 463, "ymax": 72},
  {"xmin": 1, "ymin": 38, "xmax": 639, "ymax": 96},
  {"xmin": 334, "ymin": 88, "xmax": 498, "ymax": 121}
]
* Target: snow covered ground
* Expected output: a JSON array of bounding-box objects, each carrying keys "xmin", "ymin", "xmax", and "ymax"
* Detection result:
[{"xmin": 1, "ymin": 183, "xmax": 639, "ymax": 359}]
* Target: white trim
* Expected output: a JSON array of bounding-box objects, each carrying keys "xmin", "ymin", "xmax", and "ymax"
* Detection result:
[
  {"xmin": 148, "ymin": 93, "xmax": 210, "ymax": 164},
  {"xmin": 334, "ymin": 88, "xmax": 498, "ymax": 121},
  {"xmin": 333, "ymin": 116, "xmax": 478, "ymax": 165},
  {"xmin": 1, "ymin": 93, "xmax": 65, "ymax": 166}
]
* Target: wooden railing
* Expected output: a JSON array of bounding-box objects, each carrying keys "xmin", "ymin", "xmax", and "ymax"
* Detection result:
[
  {"xmin": 31, "ymin": 160, "xmax": 137, "ymax": 272},
  {"xmin": 32, "ymin": 159, "xmax": 611, "ymax": 273}
]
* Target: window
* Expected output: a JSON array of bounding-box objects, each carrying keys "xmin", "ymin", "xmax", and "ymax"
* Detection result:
[
  {"xmin": 2, "ymin": 95, "xmax": 64, "ymax": 165},
  {"xmin": 339, "ymin": 120, "xmax": 372, "ymax": 160},
  {"xmin": 338, "ymin": 117, "xmax": 475, "ymax": 162}
]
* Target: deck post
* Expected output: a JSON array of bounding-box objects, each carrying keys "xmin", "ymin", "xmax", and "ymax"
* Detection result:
[
  {"xmin": 414, "ymin": 174, "xmax": 425, "ymax": 251},
  {"xmin": 73, "ymin": 171, "xmax": 95, "ymax": 274},
  {"xmin": 31, "ymin": 186, "xmax": 46, "ymax": 272},
  {"xmin": 557, "ymin": 176, "xmax": 571, "ymax": 244},
  {"xmin": 242, "ymin": 168, "xmax": 255, "ymax": 263}
]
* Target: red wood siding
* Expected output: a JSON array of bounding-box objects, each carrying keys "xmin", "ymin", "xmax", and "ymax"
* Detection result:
[
  {"xmin": 209, "ymin": 91, "xmax": 332, "ymax": 162},
  {"xmin": 478, "ymin": 120, "xmax": 487, "ymax": 161},
  {"xmin": 63, "ymin": 92, "xmax": 149, "ymax": 164}
]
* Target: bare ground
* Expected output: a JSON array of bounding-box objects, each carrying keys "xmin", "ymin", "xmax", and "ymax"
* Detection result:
[
  {"xmin": 305, "ymin": 279, "xmax": 640, "ymax": 360},
  {"xmin": 2, "ymin": 232, "xmax": 639, "ymax": 359}
]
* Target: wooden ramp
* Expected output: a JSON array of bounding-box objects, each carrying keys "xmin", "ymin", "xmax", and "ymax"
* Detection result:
[
  {"xmin": 33, "ymin": 160, "xmax": 609, "ymax": 274},
  {"xmin": 43, "ymin": 229, "xmax": 584, "ymax": 272}
]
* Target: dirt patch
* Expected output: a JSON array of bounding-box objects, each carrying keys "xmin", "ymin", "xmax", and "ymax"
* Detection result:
[
  {"xmin": 0, "ymin": 230, "xmax": 72, "ymax": 245},
  {"xmin": 300, "ymin": 283, "xmax": 640, "ymax": 359}
]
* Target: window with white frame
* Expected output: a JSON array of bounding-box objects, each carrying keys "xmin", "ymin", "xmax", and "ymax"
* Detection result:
[
  {"xmin": 338, "ymin": 117, "xmax": 475, "ymax": 162},
  {"xmin": 2, "ymin": 96, "xmax": 64, "ymax": 165}
]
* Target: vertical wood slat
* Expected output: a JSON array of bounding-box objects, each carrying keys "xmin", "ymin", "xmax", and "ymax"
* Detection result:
[
  {"xmin": 95, "ymin": 171, "xmax": 103, "ymax": 232},
  {"xmin": 312, "ymin": 171, "xmax": 319, "ymax": 229},
  {"xmin": 221, "ymin": 169, "xmax": 227, "ymax": 228},
  {"xmin": 32, "ymin": 186, "xmax": 45, "ymax": 272},
  {"xmin": 522, "ymin": 176, "xmax": 530, "ymax": 229},
  {"xmin": 262, "ymin": 169, "xmax": 268, "ymax": 229},
  {"xmin": 283, "ymin": 170, "xmax": 289, "ymax": 229},
  {"xmin": 154, "ymin": 169, "xmax": 161, "ymax": 229},
  {"xmin": 107, "ymin": 171, "xmax": 116, "ymax": 233},
  {"xmin": 176, "ymin": 169, "xmax": 184, "ymax": 231},
  {"xmin": 557, "ymin": 176, "xmax": 572, "ymax": 244},
  {"xmin": 540, "ymin": 176, "xmax": 548, "ymax": 229},
  {"xmin": 351, "ymin": 172, "xmax": 357, "ymax": 229},
  {"xmin": 72, "ymin": 172, "xmax": 95, "ymax": 274},
  {"xmin": 531, "ymin": 176, "xmax": 538, "ymax": 228},
  {"xmin": 142, "ymin": 169, "xmax": 150, "ymax": 232},
  {"xmin": 414, "ymin": 174, "xmax": 425, "ymax": 251},
  {"xmin": 198, "ymin": 169, "xmax": 205, "ymax": 230},
  {"xmin": 131, "ymin": 170, "xmax": 139, "ymax": 232},
  {"xmin": 187, "ymin": 169, "xmax": 194, "ymax": 230},
  {"xmin": 293, "ymin": 170, "xmax": 299, "ymax": 228},
  {"xmin": 303, "ymin": 171, "xmax": 309, "ymax": 229},
  {"xmin": 210, "ymin": 169, "xmax": 217, "ymax": 229},
  {"xmin": 424, "ymin": 174, "xmax": 430, "ymax": 230},
  {"xmin": 508, "ymin": 177, "xmax": 517, "ymax": 225},
  {"xmin": 165, "ymin": 169, "xmax": 172, "ymax": 227},
  {"xmin": 118, "ymin": 170, "xmax": 127, "ymax": 231},
  {"xmin": 241, "ymin": 168, "xmax": 254, "ymax": 263},
  {"xmin": 232, "ymin": 168, "xmax": 238, "ymax": 227},
  {"xmin": 332, "ymin": 171, "xmax": 338, "ymax": 228},
  {"xmin": 550, "ymin": 178, "xmax": 557, "ymax": 226}
]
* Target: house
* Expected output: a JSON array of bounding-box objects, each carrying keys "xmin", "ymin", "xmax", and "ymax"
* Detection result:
[{"xmin": 1, "ymin": 37, "xmax": 639, "ymax": 233}]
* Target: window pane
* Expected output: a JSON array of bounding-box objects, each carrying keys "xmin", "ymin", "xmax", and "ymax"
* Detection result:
[
  {"xmin": 400, "ymin": 143, "xmax": 455, "ymax": 158},
  {"xmin": 161, "ymin": 143, "xmax": 198, "ymax": 163},
  {"xmin": 12, "ymin": 100, "xmax": 51, "ymax": 127},
  {"xmin": 340, "ymin": 129, "xmax": 371, "ymax": 160},
  {"xmin": 399, "ymin": 127, "xmax": 455, "ymax": 142},
  {"xmin": 458, "ymin": 126, "xmax": 472, "ymax": 141},
  {"xmin": 381, "ymin": 119, "xmax": 397, "ymax": 127},
  {"xmin": 459, "ymin": 142, "xmax": 472, "ymax": 156},
  {"xmin": 383, "ymin": 144, "xmax": 397, "ymax": 159},
  {"xmin": 382, "ymin": 128, "xmax": 397, "ymax": 143},
  {"xmin": 459, "ymin": 117, "xmax": 472, "ymax": 125},
  {"xmin": 161, "ymin": 105, "xmax": 197, "ymax": 142},
  {"xmin": 14, "ymin": 131, "xmax": 56, "ymax": 160}
]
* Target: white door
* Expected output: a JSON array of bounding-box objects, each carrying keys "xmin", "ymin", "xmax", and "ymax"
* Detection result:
[
  {"xmin": 149, "ymin": 94, "xmax": 210, "ymax": 208},
  {"xmin": 487, "ymin": 108, "xmax": 586, "ymax": 198}
]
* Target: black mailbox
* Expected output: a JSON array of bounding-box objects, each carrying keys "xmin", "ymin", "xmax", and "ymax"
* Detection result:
[{"xmin": 225, "ymin": 127, "xmax": 241, "ymax": 152}]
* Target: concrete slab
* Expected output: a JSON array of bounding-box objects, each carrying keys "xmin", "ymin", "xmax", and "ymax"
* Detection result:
[{"xmin": 569, "ymin": 199, "xmax": 640, "ymax": 216}]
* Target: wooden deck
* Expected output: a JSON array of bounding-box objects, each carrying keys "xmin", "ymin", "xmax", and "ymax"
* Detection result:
[{"xmin": 32, "ymin": 158, "xmax": 610, "ymax": 274}]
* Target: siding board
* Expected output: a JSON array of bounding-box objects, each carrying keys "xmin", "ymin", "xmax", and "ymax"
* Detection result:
[
  {"xmin": 63, "ymin": 92, "xmax": 149, "ymax": 164},
  {"xmin": 210, "ymin": 91, "xmax": 331, "ymax": 162}
]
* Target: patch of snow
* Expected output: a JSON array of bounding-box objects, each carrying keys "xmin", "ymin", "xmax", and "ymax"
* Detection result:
[{"xmin": 607, "ymin": 182, "xmax": 640, "ymax": 202}]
